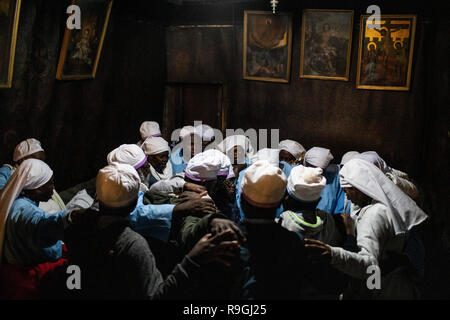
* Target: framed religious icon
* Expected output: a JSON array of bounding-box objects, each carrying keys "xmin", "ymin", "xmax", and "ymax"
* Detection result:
[
  {"xmin": 0, "ymin": 0, "xmax": 22, "ymax": 88},
  {"xmin": 243, "ymin": 10, "xmax": 293, "ymax": 83},
  {"xmin": 356, "ymin": 14, "xmax": 417, "ymax": 91},
  {"xmin": 300, "ymin": 9, "xmax": 354, "ymax": 81},
  {"xmin": 56, "ymin": 0, "xmax": 113, "ymax": 80}
]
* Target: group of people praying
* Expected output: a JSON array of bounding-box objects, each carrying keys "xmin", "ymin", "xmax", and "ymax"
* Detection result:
[{"xmin": 0, "ymin": 121, "xmax": 428, "ymax": 300}]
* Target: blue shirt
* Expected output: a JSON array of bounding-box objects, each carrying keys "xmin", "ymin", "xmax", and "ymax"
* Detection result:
[
  {"xmin": 169, "ymin": 148, "xmax": 187, "ymax": 175},
  {"xmin": 279, "ymin": 161, "xmax": 295, "ymax": 178},
  {"xmin": 127, "ymin": 192, "xmax": 175, "ymax": 243},
  {"xmin": 0, "ymin": 165, "xmax": 12, "ymax": 190},
  {"xmin": 316, "ymin": 164, "xmax": 346, "ymax": 215},
  {"xmin": 4, "ymin": 197, "xmax": 67, "ymax": 265}
]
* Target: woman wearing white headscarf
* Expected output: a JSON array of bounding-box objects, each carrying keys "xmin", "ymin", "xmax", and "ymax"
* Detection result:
[
  {"xmin": 0, "ymin": 159, "xmax": 70, "ymax": 299},
  {"xmin": 340, "ymin": 151, "xmax": 360, "ymax": 166},
  {"xmin": 216, "ymin": 135, "xmax": 255, "ymax": 166},
  {"xmin": 339, "ymin": 151, "xmax": 360, "ymax": 214},
  {"xmin": 169, "ymin": 125, "xmax": 200, "ymax": 175},
  {"xmin": 137, "ymin": 121, "xmax": 162, "ymax": 147},
  {"xmin": 142, "ymin": 137, "xmax": 173, "ymax": 188},
  {"xmin": 278, "ymin": 139, "xmax": 306, "ymax": 165},
  {"xmin": 304, "ymin": 147, "xmax": 334, "ymax": 170},
  {"xmin": 303, "ymin": 147, "xmax": 346, "ymax": 216},
  {"xmin": 305, "ymin": 158, "xmax": 428, "ymax": 299},
  {"xmin": 0, "ymin": 138, "xmax": 46, "ymax": 190},
  {"xmin": 0, "ymin": 138, "xmax": 66, "ymax": 213},
  {"xmin": 107, "ymin": 144, "xmax": 151, "ymax": 192}
]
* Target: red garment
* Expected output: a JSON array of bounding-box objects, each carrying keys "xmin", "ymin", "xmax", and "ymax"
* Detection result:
[{"xmin": 0, "ymin": 245, "xmax": 68, "ymax": 300}]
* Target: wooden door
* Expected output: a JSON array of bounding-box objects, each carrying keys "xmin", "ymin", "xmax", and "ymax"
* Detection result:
[{"xmin": 163, "ymin": 83, "xmax": 227, "ymax": 142}]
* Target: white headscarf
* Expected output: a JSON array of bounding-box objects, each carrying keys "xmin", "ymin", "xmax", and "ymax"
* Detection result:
[
  {"xmin": 142, "ymin": 137, "xmax": 171, "ymax": 156},
  {"xmin": 250, "ymin": 148, "xmax": 280, "ymax": 167},
  {"xmin": 339, "ymin": 159, "xmax": 428, "ymax": 235},
  {"xmin": 185, "ymin": 149, "xmax": 222, "ymax": 182},
  {"xmin": 241, "ymin": 160, "xmax": 287, "ymax": 208},
  {"xmin": 194, "ymin": 124, "xmax": 215, "ymax": 142},
  {"xmin": 287, "ymin": 165, "xmax": 326, "ymax": 202},
  {"xmin": 355, "ymin": 151, "xmax": 390, "ymax": 173},
  {"xmin": 304, "ymin": 147, "xmax": 334, "ymax": 169},
  {"xmin": 13, "ymin": 138, "xmax": 45, "ymax": 163},
  {"xmin": 213, "ymin": 149, "xmax": 235, "ymax": 179},
  {"xmin": 278, "ymin": 139, "xmax": 306, "ymax": 161},
  {"xmin": 107, "ymin": 144, "xmax": 147, "ymax": 169},
  {"xmin": 341, "ymin": 151, "xmax": 360, "ymax": 165},
  {"xmin": 142, "ymin": 137, "xmax": 173, "ymax": 181},
  {"xmin": 140, "ymin": 121, "xmax": 161, "ymax": 140},
  {"xmin": 96, "ymin": 163, "xmax": 140, "ymax": 208},
  {"xmin": 179, "ymin": 125, "xmax": 196, "ymax": 140},
  {"xmin": 216, "ymin": 135, "xmax": 255, "ymax": 164},
  {"xmin": 0, "ymin": 159, "xmax": 53, "ymax": 267}
]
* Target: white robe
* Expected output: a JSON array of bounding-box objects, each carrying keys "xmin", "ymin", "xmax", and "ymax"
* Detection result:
[{"xmin": 330, "ymin": 201, "xmax": 419, "ymax": 299}]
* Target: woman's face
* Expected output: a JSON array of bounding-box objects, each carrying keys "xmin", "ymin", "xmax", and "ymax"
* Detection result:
[
  {"xmin": 279, "ymin": 150, "xmax": 296, "ymax": 165},
  {"xmin": 186, "ymin": 135, "xmax": 202, "ymax": 158},
  {"xmin": 233, "ymin": 146, "xmax": 246, "ymax": 165},
  {"xmin": 25, "ymin": 175, "xmax": 55, "ymax": 202},
  {"xmin": 343, "ymin": 187, "xmax": 371, "ymax": 207},
  {"xmin": 148, "ymin": 151, "xmax": 169, "ymax": 172}
]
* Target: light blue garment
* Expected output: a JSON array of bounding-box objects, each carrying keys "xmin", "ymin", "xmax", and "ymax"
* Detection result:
[
  {"xmin": 127, "ymin": 192, "xmax": 175, "ymax": 243},
  {"xmin": 343, "ymin": 194, "xmax": 352, "ymax": 214},
  {"xmin": 170, "ymin": 148, "xmax": 187, "ymax": 175},
  {"xmin": 316, "ymin": 164, "xmax": 346, "ymax": 215},
  {"xmin": 235, "ymin": 166, "xmax": 246, "ymax": 223},
  {"xmin": 0, "ymin": 165, "xmax": 12, "ymax": 190},
  {"xmin": 4, "ymin": 197, "xmax": 67, "ymax": 265},
  {"xmin": 235, "ymin": 161, "xmax": 289, "ymax": 223},
  {"xmin": 279, "ymin": 161, "xmax": 295, "ymax": 178}
]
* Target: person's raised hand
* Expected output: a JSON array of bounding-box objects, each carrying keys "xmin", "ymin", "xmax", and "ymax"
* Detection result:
[
  {"xmin": 210, "ymin": 218, "xmax": 246, "ymax": 244},
  {"xmin": 187, "ymin": 229, "xmax": 240, "ymax": 267},
  {"xmin": 184, "ymin": 182, "xmax": 207, "ymax": 194},
  {"xmin": 178, "ymin": 190, "xmax": 207, "ymax": 202},
  {"xmin": 173, "ymin": 197, "xmax": 217, "ymax": 217},
  {"xmin": 304, "ymin": 238, "xmax": 332, "ymax": 264}
]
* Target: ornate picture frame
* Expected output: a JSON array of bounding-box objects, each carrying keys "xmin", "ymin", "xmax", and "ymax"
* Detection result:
[{"xmin": 56, "ymin": 0, "xmax": 113, "ymax": 80}]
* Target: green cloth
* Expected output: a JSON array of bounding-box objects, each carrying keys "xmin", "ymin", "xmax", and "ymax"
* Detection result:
[
  {"xmin": 177, "ymin": 212, "xmax": 227, "ymax": 253},
  {"xmin": 143, "ymin": 190, "xmax": 181, "ymax": 205}
]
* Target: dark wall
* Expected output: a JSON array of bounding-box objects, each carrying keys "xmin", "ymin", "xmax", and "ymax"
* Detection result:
[
  {"xmin": 165, "ymin": 0, "xmax": 449, "ymax": 298},
  {"xmin": 166, "ymin": 0, "xmax": 446, "ymax": 178},
  {"xmin": 0, "ymin": 0, "xmax": 168, "ymax": 190}
]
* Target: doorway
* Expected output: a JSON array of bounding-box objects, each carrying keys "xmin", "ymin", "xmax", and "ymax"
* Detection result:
[{"xmin": 162, "ymin": 82, "xmax": 227, "ymax": 142}]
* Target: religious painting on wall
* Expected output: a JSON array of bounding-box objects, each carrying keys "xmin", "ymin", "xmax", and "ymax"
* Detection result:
[
  {"xmin": 243, "ymin": 10, "xmax": 293, "ymax": 83},
  {"xmin": 56, "ymin": 0, "xmax": 113, "ymax": 80},
  {"xmin": 0, "ymin": 0, "xmax": 21, "ymax": 88},
  {"xmin": 356, "ymin": 14, "xmax": 417, "ymax": 91},
  {"xmin": 300, "ymin": 9, "xmax": 354, "ymax": 81}
]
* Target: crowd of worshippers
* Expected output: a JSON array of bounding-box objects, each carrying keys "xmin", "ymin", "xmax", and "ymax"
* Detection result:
[{"xmin": 0, "ymin": 121, "xmax": 429, "ymax": 300}]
